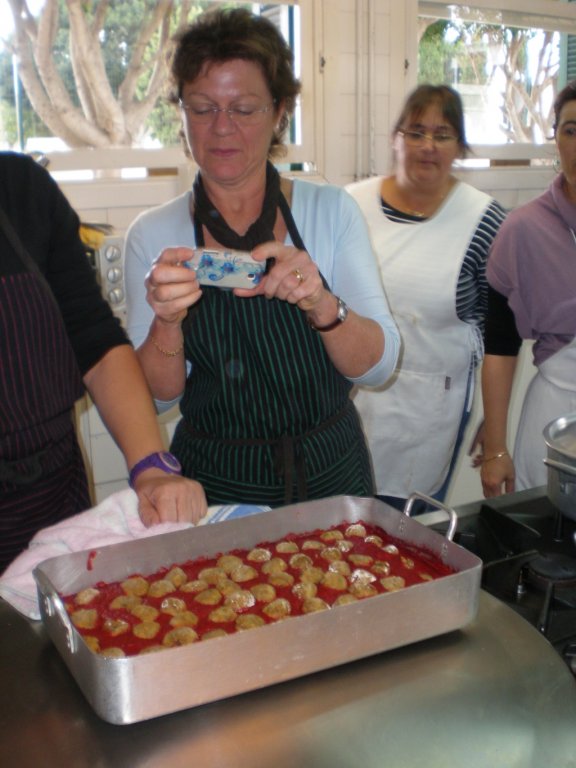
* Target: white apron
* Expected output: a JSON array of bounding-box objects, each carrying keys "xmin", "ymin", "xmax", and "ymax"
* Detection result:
[
  {"xmin": 351, "ymin": 179, "xmax": 490, "ymax": 497},
  {"xmin": 514, "ymin": 337, "xmax": 576, "ymax": 490}
]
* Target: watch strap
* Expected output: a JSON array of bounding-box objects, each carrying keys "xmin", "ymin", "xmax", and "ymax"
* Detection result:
[{"xmin": 129, "ymin": 451, "xmax": 182, "ymax": 489}]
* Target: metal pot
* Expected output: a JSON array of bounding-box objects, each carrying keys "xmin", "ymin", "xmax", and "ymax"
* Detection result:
[{"xmin": 543, "ymin": 412, "xmax": 576, "ymax": 521}]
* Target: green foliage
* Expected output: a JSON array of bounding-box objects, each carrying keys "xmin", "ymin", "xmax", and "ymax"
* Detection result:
[
  {"xmin": 418, "ymin": 21, "xmax": 455, "ymax": 84},
  {"xmin": 418, "ymin": 20, "xmax": 489, "ymax": 87},
  {"xmin": 417, "ymin": 17, "xmax": 558, "ymax": 143},
  {"xmin": 146, "ymin": 96, "xmax": 182, "ymax": 146},
  {"xmin": 0, "ymin": 0, "xmax": 215, "ymax": 148}
]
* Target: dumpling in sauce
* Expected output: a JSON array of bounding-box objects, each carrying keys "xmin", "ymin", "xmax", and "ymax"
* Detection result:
[
  {"xmin": 148, "ymin": 579, "xmax": 176, "ymax": 598},
  {"xmin": 263, "ymin": 598, "xmax": 291, "ymax": 620},
  {"xmin": 121, "ymin": 576, "xmax": 149, "ymax": 597},
  {"xmin": 163, "ymin": 627, "xmax": 199, "ymax": 646}
]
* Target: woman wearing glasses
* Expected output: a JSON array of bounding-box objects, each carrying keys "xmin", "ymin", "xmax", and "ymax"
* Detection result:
[
  {"xmin": 124, "ymin": 8, "xmax": 399, "ymax": 507},
  {"xmin": 347, "ymin": 85, "xmax": 506, "ymax": 510}
]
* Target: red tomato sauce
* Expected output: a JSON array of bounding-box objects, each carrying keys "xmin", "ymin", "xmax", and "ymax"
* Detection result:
[{"xmin": 63, "ymin": 520, "xmax": 454, "ymax": 657}]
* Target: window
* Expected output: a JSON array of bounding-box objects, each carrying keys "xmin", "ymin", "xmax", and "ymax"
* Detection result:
[
  {"xmin": 418, "ymin": 1, "xmax": 576, "ymax": 146},
  {"xmin": 0, "ymin": 1, "xmax": 313, "ymax": 168}
]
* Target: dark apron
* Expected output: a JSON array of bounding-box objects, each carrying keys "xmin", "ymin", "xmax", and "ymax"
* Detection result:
[
  {"xmin": 171, "ymin": 192, "xmax": 373, "ymax": 506},
  {"xmin": 0, "ymin": 267, "xmax": 90, "ymax": 573}
]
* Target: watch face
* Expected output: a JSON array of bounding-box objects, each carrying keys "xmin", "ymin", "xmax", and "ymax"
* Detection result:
[
  {"xmin": 337, "ymin": 298, "xmax": 348, "ymax": 322},
  {"xmin": 160, "ymin": 451, "xmax": 182, "ymax": 471}
]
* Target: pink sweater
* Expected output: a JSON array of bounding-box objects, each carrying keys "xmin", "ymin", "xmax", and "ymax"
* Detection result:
[{"xmin": 487, "ymin": 173, "xmax": 576, "ymax": 367}]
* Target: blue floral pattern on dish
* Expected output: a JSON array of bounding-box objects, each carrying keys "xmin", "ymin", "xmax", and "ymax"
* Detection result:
[{"xmin": 186, "ymin": 249, "xmax": 266, "ymax": 288}]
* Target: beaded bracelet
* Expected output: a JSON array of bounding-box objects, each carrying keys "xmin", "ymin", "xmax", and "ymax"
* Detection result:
[
  {"xmin": 150, "ymin": 335, "xmax": 183, "ymax": 358},
  {"xmin": 482, "ymin": 451, "xmax": 509, "ymax": 464}
]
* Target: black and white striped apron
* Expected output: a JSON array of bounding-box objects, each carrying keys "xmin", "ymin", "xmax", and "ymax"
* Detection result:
[
  {"xmin": 0, "ymin": 271, "xmax": 90, "ymax": 573},
  {"xmin": 170, "ymin": 195, "xmax": 373, "ymax": 506}
]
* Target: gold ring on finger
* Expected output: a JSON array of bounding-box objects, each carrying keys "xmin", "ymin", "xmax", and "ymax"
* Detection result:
[{"xmin": 292, "ymin": 268, "xmax": 304, "ymax": 284}]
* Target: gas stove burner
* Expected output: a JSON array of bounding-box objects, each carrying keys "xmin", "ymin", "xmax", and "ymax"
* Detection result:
[
  {"xmin": 449, "ymin": 491, "xmax": 576, "ymax": 676},
  {"xmin": 520, "ymin": 553, "xmax": 576, "ymax": 636},
  {"xmin": 526, "ymin": 553, "xmax": 576, "ymax": 585}
]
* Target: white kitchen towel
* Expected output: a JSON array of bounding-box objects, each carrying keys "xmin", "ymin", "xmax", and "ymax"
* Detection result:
[{"xmin": 0, "ymin": 488, "xmax": 269, "ymax": 620}]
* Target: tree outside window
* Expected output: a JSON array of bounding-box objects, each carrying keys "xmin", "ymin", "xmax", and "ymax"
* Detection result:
[
  {"xmin": 0, "ymin": 1, "xmax": 298, "ymax": 152},
  {"xmin": 418, "ymin": 7, "xmax": 562, "ymax": 146}
]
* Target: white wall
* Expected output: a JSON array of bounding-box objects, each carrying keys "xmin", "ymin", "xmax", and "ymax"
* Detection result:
[{"xmin": 319, "ymin": 0, "xmax": 415, "ymax": 186}]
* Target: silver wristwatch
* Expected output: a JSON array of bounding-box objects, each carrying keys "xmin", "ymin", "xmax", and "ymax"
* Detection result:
[{"xmin": 308, "ymin": 296, "xmax": 349, "ymax": 332}]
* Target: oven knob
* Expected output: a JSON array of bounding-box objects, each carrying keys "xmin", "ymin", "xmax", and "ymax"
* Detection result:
[
  {"xmin": 108, "ymin": 288, "xmax": 125, "ymax": 305},
  {"xmin": 107, "ymin": 267, "xmax": 123, "ymax": 284},
  {"xmin": 105, "ymin": 245, "xmax": 121, "ymax": 262}
]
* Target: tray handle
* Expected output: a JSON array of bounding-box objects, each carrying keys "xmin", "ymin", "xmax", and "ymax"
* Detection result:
[
  {"xmin": 34, "ymin": 568, "xmax": 78, "ymax": 653},
  {"xmin": 403, "ymin": 492, "xmax": 458, "ymax": 541}
]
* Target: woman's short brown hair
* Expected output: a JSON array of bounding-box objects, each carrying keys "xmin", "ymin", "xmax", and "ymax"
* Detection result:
[
  {"xmin": 393, "ymin": 84, "xmax": 471, "ymax": 156},
  {"xmin": 170, "ymin": 7, "xmax": 301, "ymax": 157}
]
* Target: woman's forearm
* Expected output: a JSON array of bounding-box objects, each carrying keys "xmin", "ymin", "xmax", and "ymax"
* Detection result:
[
  {"xmin": 481, "ymin": 353, "xmax": 518, "ymax": 454},
  {"xmin": 135, "ymin": 318, "xmax": 187, "ymax": 402},
  {"xmin": 84, "ymin": 343, "xmax": 208, "ymax": 526},
  {"xmin": 313, "ymin": 312, "xmax": 385, "ymax": 378},
  {"xmin": 83, "ymin": 344, "xmax": 168, "ymax": 468}
]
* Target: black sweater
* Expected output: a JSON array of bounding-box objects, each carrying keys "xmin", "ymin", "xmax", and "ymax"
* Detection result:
[{"xmin": 0, "ymin": 151, "xmax": 128, "ymax": 374}]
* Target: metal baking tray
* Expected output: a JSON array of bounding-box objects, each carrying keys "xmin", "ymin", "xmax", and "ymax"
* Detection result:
[{"xmin": 34, "ymin": 495, "xmax": 482, "ymax": 724}]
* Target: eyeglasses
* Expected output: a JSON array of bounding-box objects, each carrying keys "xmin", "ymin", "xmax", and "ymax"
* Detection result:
[
  {"xmin": 398, "ymin": 129, "xmax": 459, "ymax": 147},
  {"xmin": 179, "ymin": 99, "xmax": 275, "ymax": 126}
]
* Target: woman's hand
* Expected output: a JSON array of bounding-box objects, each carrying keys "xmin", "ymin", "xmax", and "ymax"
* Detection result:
[
  {"xmin": 480, "ymin": 453, "xmax": 515, "ymax": 498},
  {"xmin": 145, "ymin": 247, "xmax": 203, "ymax": 326},
  {"xmin": 133, "ymin": 472, "xmax": 208, "ymax": 526},
  {"xmin": 235, "ymin": 240, "xmax": 336, "ymax": 321},
  {"xmin": 470, "ymin": 421, "xmax": 515, "ymax": 496}
]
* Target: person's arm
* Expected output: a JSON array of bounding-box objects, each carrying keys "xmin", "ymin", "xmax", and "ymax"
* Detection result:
[
  {"xmin": 259, "ymin": 183, "xmax": 400, "ymax": 386},
  {"xmin": 307, "ymin": 294, "xmax": 386, "ymax": 379},
  {"xmin": 132, "ymin": 244, "xmax": 197, "ymax": 402},
  {"xmin": 247, "ymin": 238, "xmax": 387, "ymax": 378},
  {"xmin": 140, "ymin": 240, "xmax": 385, "ymax": 382},
  {"xmin": 480, "ymin": 353, "xmax": 518, "ymax": 496},
  {"xmin": 82, "ymin": 334, "xmax": 207, "ymax": 526},
  {"xmin": 20, "ymin": 160, "xmax": 206, "ymax": 525},
  {"xmin": 478, "ymin": 280, "xmax": 523, "ymax": 496},
  {"xmin": 124, "ymin": 209, "xmax": 199, "ymax": 406}
]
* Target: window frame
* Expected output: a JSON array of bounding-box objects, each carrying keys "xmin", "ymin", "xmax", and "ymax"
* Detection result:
[
  {"xmin": 277, "ymin": 1, "xmax": 317, "ymax": 169},
  {"xmin": 417, "ymin": 0, "xmax": 576, "ymax": 161},
  {"xmin": 420, "ymin": 0, "xmax": 576, "ymax": 33}
]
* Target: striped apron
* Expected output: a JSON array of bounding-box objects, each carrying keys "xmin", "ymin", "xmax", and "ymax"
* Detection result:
[
  {"xmin": 171, "ymin": 197, "xmax": 372, "ymax": 507},
  {"xmin": 0, "ymin": 271, "xmax": 90, "ymax": 573}
]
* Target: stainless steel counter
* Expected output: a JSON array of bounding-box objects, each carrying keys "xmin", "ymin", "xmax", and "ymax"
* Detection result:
[{"xmin": 1, "ymin": 590, "xmax": 576, "ymax": 768}]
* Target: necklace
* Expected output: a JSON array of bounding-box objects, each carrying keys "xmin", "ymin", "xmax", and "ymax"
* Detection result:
[
  {"xmin": 388, "ymin": 177, "xmax": 454, "ymax": 219},
  {"xmin": 406, "ymin": 207, "xmax": 426, "ymax": 218}
]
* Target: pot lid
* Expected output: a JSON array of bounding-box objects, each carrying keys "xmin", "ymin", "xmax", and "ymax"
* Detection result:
[{"xmin": 543, "ymin": 411, "xmax": 576, "ymax": 459}]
